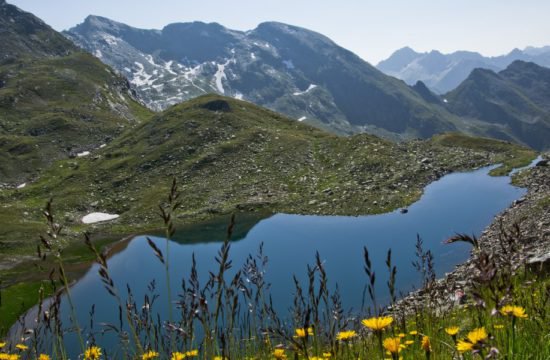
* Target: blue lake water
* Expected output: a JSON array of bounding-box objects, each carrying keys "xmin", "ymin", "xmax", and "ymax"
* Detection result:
[{"xmin": 17, "ymin": 163, "xmax": 533, "ymax": 354}]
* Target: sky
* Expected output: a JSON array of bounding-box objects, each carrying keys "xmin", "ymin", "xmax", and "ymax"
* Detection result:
[{"xmin": 7, "ymin": 0, "xmax": 550, "ymax": 64}]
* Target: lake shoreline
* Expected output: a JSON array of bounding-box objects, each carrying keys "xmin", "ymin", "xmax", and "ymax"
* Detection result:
[{"xmin": 392, "ymin": 154, "xmax": 549, "ymax": 315}]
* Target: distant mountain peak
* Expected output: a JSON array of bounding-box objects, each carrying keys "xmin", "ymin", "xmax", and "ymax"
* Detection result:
[{"xmin": 377, "ymin": 45, "xmax": 550, "ymax": 94}]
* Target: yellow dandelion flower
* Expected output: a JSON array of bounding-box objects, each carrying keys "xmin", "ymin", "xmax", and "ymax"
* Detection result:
[
  {"xmin": 445, "ymin": 326, "xmax": 460, "ymax": 336},
  {"xmin": 171, "ymin": 352, "xmax": 185, "ymax": 360},
  {"xmin": 213, "ymin": 357, "xmax": 227, "ymax": 360},
  {"xmin": 361, "ymin": 316, "xmax": 393, "ymax": 331},
  {"xmin": 405, "ymin": 340, "xmax": 414, "ymax": 345},
  {"xmin": 186, "ymin": 350, "xmax": 199, "ymax": 357},
  {"xmin": 398, "ymin": 333, "xmax": 405, "ymax": 338},
  {"xmin": 142, "ymin": 350, "xmax": 159, "ymax": 360},
  {"xmin": 322, "ymin": 352, "xmax": 331, "ymax": 358},
  {"xmin": 336, "ymin": 330, "xmax": 357, "ymax": 341},
  {"xmin": 456, "ymin": 339, "xmax": 474, "ymax": 353},
  {"xmin": 294, "ymin": 327, "xmax": 313, "ymax": 338},
  {"xmin": 409, "ymin": 330, "xmax": 418, "ymax": 335},
  {"xmin": 0, "ymin": 343, "xmax": 5, "ymax": 349},
  {"xmin": 15, "ymin": 345, "xmax": 27, "ymax": 351},
  {"xmin": 273, "ymin": 349, "xmax": 286, "ymax": 360},
  {"xmin": 383, "ymin": 337, "xmax": 401, "ymax": 354},
  {"xmin": 39, "ymin": 355, "xmax": 51, "ymax": 360},
  {"xmin": 421, "ymin": 336, "xmax": 431, "ymax": 352},
  {"xmin": 84, "ymin": 346, "xmax": 102, "ymax": 360},
  {"xmin": 500, "ymin": 305, "xmax": 528, "ymax": 319},
  {"xmin": 466, "ymin": 327, "xmax": 488, "ymax": 344},
  {"xmin": 494, "ymin": 324, "xmax": 504, "ymax": 329}
]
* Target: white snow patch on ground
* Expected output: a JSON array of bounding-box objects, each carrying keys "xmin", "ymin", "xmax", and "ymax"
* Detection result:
[
  {"xmin": 132, "ymin": 62, "xmax": 154, "ymax": 86},
  {"xmin": 145, "ymin": 54, "xmax": 158, "ymax": 67},
  {"xmin": 250, "ymin": 52, "xmax": 256, "ymax": 60},
  {"xmin": 94, "ymin": 49, "xmax": 103, "ymax": 58},
  {"xmin": 164, "ymin": 60, "xmax": 177, "ymax": 75},
  {"xmin": 17, "ymin": 183, "xmax": 26, "ymax": 189},
  {"xmin": 82, "ymin": 213, "xmax": 120, "ymax": 224},
  {"xmin": 99, "ymin": 144, "xmax": 107, "ymax": 148},
  {"xmin": 214, "ymin": 60, "xmax": 231, "ymax": 94},
  {"xmin": 234, "ymin": 91, "xmax": 244, "ymax": 100},
  {"xmin": 293, "ymin": 84, "xmax": 317, "ymax": 96},
  {"xmin": 283, "ymin": 59, "xmax": 294, "ymax": 69},
  {"xmin": 443, "ymin": 98, "xmax": 448, "ymax": 103},
  {"xmin": 77, "ymin": 151, "xmax": 90, "ymax": 157},
  {"xmin": 124, "ymin": 67, "xmax": 131, "ymax": 72},
  {"xmin": 298, "ymin": 116, "xmax": 307, "ymax": 122}
]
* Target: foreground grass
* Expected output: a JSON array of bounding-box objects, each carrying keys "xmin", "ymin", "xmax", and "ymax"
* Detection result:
[{"xmin": 0, "ymin": 281, "xmax": 53, "ymax": 337}]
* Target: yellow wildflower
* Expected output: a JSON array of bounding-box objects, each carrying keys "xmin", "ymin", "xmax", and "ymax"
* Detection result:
[
  {"xmin": 494, "ymin": 324, "xmax": 504, "ymax": 329},
  {"xmin": 171, "ymin": 352, "xmax": 185, "ymax": 360},
  {"xmin": 398, "ymin": 333, "xmax": 405, "ymax": 338},
  {"xmin": 383, "ymin": 337, "xmax": 401, "ymax": 354},
  {"xmin": 361, "ymin": 316, "xmax": 393, "ymax": 331},
  {"xmin": 0, "ymin": 343, "xmax": 5, "ymax": 349},
  {"xmin": 213, "ymin": 357, "xmax": 227, "ymax": 360},
  {"xmin": 500, "ymin": 305, "xmax": 528, "ymax": 319},
  {"xmin": 15, "ymin": 345, "xmax": 27, "ymax": 351},
  {"xmin": 84, "ymin": 346, "xmax": 102, "ymax": 360},
  {"xmin": 295, "ymin": 327, "xmax": 313, "ymax": 338},
  {"xmin": 409, "ymin": 330, "xmax": 418, "ymax": 335},
  {"xmin": 142, "ymin": 351, "xmax": 159, "ymax": 360},
  {"xmin": 336, "ymin": 330, "xmax": 356, "ymax": 341},
  {"xmin": 445, "ymin": 326, "xmax": 460, "ymax": 336},
  {"xmin": 39, "ymin": 355, "xmax": 51, "ymax": 360},
  {"xmin": 421, "ymin": 336, "xmax": 431, "ymax": 352},
  {"xmin": 186, "ymin": 350, "xmax": 199, "ymax": 357},
  {"xmin": 405, "ymin": 340, "xmax": 414, "ymax": 345},
  {"xmin": 322, "ymin": 352, "xmax": 331, "ymax": 358},
  {"xmin": 456, "ymin": 339, "xmax": 474, "ymax": 353},
  {"xmin": 273, "ymin": 349, "xmax": 287, "ymax": 360},
  {"xmin": 466, "ymin": 327, "xmax": 488, "ymax": 344}
]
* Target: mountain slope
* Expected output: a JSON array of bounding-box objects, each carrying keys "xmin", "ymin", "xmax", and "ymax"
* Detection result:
[
  {"xmin": 377, "ymin": 47, "xmax": 550, "ymax": 94},
  {"xmin": 0, "ymin": 1, "xmax": 152, "ymax": 183},
  {"xmin": 9, "ymin": 95, "xmax": 534, "ymax": 232},
  {"xmin": 444, "ymin": 61, "xmax": 550, "ymax": 149},
  {"xmin": 65, "ymin": 16, "xmax": 465, "ymax": 139}
]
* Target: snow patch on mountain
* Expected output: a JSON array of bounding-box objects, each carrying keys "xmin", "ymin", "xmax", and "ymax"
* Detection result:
[
  {"xmin": 293, "ymin": 84, "xmax": 317, "ymax": 96},
  {"xmin": 131, "ymin": 62, "xmax": 154, "ymax": 86}
]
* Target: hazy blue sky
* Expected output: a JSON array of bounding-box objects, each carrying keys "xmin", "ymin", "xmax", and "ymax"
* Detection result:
[{"xmin": 8, "ymin": 0, "xmax": 550, "ymax": 64}]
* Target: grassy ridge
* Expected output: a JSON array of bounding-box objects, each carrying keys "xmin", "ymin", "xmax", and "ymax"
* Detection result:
[
  {"xmin": 0, "ymin": 96, "xmax": 536, "ymax": 258},
  {"xmin": 0, "ymin": 52, "xmax": 152, "ymax": 182}
]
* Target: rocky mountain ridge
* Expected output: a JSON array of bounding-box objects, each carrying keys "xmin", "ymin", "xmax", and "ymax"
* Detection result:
[{"xmin": 377, "ymin": 46, "xmax": 550, "ymax": 94}]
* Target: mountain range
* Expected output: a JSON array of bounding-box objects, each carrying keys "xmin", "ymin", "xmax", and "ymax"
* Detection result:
[
  {"xmin": 63, "ymin": 16, "xmax": 550, "ymax": 150},
  {"xmin": 65, "ymin": 16, "xmax": 467, "ymax": 139},
  {"xmin": 377, "ymin": 46, "xmax": 550, "ymax": 94}
]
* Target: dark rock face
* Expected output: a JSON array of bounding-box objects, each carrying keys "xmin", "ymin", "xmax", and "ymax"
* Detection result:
[{"xmin": 444, "ymin": 61, "xmax": 550, "ymax": 150}]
